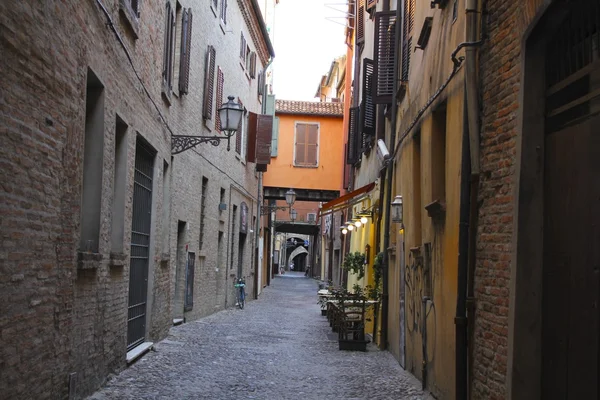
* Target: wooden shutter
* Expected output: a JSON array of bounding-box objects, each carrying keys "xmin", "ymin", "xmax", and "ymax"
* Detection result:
[
  {"xmin": 306, "ymin": 124, "xmax": 318, "ymax": 166},
  {"xmin": 221, "ymin": 0, "xmax": 227, "ymax": 24},
  {"xmin": 361, "ymin": 58, "xmax": 375, "ymax": 135},
  {"xmin": 401, "ymin": 0, "xmax": 415, "ymax": 82},
  {"xmin": 202, "ymin": 45, "xmax": 216, "ymax": 119},
  {"xmin": 163, "ymin": 2, "xmax": 175, "ymax": 92},
  {"xmin": 295, "ymin": 124, "xmax": 306, "ymax": 165},
  {"xmin": 247, "ymin": 112, "xmax": 257, "ymax": 163},
  {"xmin": 347, "ymin": 106, "xmax": 360, "ymax": 164},
  {"xmin": 356, "ymin": 0, "xmax": 365, "ymax": 44},
  {"xmin": 240, "ymin": 33, "xmax": 245, "ymax": 61},
  {"xmin": 215, "ymin": 67, "xmax": 224, "ymax": 131},
  {"xmin": 257, "ymin": 70, "xmax": 263, "ymax": 96},
  {"xmin": 250, "ymin": 53, "xmax": 256, "ymax": 78},
  {"xmin": 374, "ymin": 11, "xmax": 397, "ymax": 104},
  {"xmin": 178, "ymin": 9, "xmax": 193, "ymax": 95},
  {"xmin": 235, "ymin": 109, "xmax": 243, "ymax": 154},
  {"xmin": 256, "ymin": 115, "xmax": 273, "ymax": 165},
  {"xmin": 366, "ymin": 0, "xmax": 377, "ymax": 10}
]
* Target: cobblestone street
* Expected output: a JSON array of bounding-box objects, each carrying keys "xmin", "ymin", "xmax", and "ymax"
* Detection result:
[{"xmin": 89, "ymin": 273, "xmax": 430, "ymax": 400}]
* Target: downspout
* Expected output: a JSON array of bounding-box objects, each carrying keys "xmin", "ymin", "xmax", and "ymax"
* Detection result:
[
  {"xmin": 253, "ymin": 58, "xmax": 274, "ymax": 299},
  {"xmin": 380, "ymin": 0, "xmax": 402, "ymax": 351},
  {"xmin": 465, "ymin": 0, "xmax": 482, "ymax": 394},
  {"xmin": 457, "ymin": 0, "xmax": 483, "ymax": 398},
  {"xmin": 455, "ymin": 97, "xmax": 471, "ymax": 400}
]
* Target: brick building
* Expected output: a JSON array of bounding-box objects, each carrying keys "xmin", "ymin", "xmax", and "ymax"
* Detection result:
[
  {"xmin": 0, "ymin": 0, "xmax": 273, "ymax": 399},
  {"xmin": 475, "ymin": 0, "xmax": 599, "ymax": 399}
]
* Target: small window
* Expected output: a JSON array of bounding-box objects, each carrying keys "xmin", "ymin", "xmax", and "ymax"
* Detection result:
[
  {"xmin": 307, "ymin": 213, "xmax": 317, "ymax": 223},
  {"xmin": 294, "ymin": 122, "xmax": 319, "ymax": 167}
]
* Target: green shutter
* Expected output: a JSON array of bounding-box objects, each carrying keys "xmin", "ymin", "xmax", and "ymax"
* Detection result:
[
  {"xmin": 271, "ymin": 116, "xmax": 279, "ymax": 157},
  {"xmin": 266, "ymin": 94, "xmax": 276, "ymax": 115}
]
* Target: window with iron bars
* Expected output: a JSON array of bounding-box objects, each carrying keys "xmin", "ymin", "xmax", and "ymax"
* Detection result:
[{"xmin": 199, "ymin": 177, "xmax": 208, "ymax": 250}]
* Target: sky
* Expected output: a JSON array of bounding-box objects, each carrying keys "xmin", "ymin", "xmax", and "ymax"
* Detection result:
[{"xmin": 272, "ymin": 0, "xmax": 348, "ymax": 102}]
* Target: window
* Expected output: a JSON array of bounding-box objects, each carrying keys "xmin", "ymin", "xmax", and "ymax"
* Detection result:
[
  {"xmin": 294, "ymin": 122, "xmax": 319, "ymax": 167},
  {"xmin": 347, "ymin": 106, "xmax": 360, "ymax": 164},
  {"xmin": 361, "ymin": 58, "xmax": 375, "ymax": 143},
  {"xmin": 215, "ymin": 67, "xmax": 224, "ymax": 131},
  {"xmin": 235, "ymin": 99, "xmax": 244, "ymax": 155},
  {"xmin": 130, "ymin": 0, "xmax": 139, "ymax": 15},
  {"xmin": 112, "ymin": 115, "xmax": 128, "ymax": 253},
  {"xmin": 401, "ymin": 0, "xmax": 415, "ymax": 82},
  {"xmin": 374, "ymin": 11, "xmax": 397, "ymax": 103},
  {"xmin": 220, "ymin": 0, "xmax": 227, "ymax": 25},
  {"xmin": 240, "ymin": 33, "xmax": 247, "ymax": 64},
  {"xmin": 356, "ymin": 0, "xmax": 365, "ymax": 44},
  {"xmin": 202, "ymin": 45, "xmax": 216, "ymax": 120},
  {"xmin": 245, "ymin": 45, "xmax": 251, "ymax": 72},
  {"xmin": 81, "ymin": 69, "xmax": 105, "ymax": 253},
  {"xmin": 199, "ymin": 177, "xmax": 208, "ymax": 250},
  {"xmin": 248, "ymin": 52, "xmax": 257, "ymax": 79},
  {"xmin": 307, "ymin": 213, "xmax": 317, "ymax": 223},
  {"xmin": 177, "ymin": 7, "xmax": 193, "ymax": 95},
  {"xmin": 162, "ymin": 2, "xmax": 175, "ymax": 100}
]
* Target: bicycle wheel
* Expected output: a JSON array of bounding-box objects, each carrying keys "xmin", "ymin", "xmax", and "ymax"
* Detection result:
[{"xmin": 239, "ymin": 289, "xmax": 245, "ymax": 309}]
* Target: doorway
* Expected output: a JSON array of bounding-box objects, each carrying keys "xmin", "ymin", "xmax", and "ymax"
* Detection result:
[
  {"xmin": 541, "ymin": 3, "xmax": 600, "ymax": 396},
  {"xmin": 127, "ymin": 140, "xmax": 155, "ymax": 351}
]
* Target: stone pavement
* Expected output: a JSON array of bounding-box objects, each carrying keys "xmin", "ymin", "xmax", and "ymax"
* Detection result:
[{"xmin": 88, "ymin": 273, "xmax": 433, "ymax": 400}]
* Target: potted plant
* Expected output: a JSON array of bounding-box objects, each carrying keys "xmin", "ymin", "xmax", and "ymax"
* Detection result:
[{"xmin": 341, "ymin": 252, "xmax": 366, "ymax": 279}]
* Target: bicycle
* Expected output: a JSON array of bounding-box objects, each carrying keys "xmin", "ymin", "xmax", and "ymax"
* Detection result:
[{"xmin": 234, "ymin": 277, "xmax": 246, "ymax": 309}]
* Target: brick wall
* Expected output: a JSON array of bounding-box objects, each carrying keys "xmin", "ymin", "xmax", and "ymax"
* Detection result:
[
  {"xmin": 475, "ymin": 1, "xmax": 532, "ymax": 398},
  {"xmin": 1, "ymin": 0, "xmax": 269, "ymax": 397}
]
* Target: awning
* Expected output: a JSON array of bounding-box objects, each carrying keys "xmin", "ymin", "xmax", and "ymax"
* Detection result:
[{"xmin": 318, "ymin": 182, "xmax": 376, "ymax": 218}]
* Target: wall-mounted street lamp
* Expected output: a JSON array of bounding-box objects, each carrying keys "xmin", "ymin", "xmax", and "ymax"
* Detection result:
[
  {"xmin": 172, "ymin": 96, "xmax": 244, "ymax": 154},
  {"xmin": 391, "ymin": 195, "xmax": 404, "ymax": 224},
  {"xmin": 290, "ymin": 208, "xmax": 297, "ymax": 222}
]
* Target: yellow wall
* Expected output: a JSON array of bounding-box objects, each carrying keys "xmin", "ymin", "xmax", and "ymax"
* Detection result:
[
  {"xmin": 385, "ymin": 2, "xmax": 467, "ymax": 398},
  {"xmin": 263, "ymin": 114, "xmax": 344, "ymax": 191}
]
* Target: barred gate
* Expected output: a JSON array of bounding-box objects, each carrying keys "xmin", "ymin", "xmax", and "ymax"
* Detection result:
[{"xmin": 127, "ymin": 141, "xmax": 155, "ymax": 351}]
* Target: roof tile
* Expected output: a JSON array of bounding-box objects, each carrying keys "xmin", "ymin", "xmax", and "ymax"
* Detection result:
[{"xmin": 275, "ymin": 100, "xmax": 344, "ymax": 117}]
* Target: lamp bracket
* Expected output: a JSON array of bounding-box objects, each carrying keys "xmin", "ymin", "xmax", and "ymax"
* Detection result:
[
  {"xmin": 172, "ymin": 134, "xmax": 232, "ymax": 155},
  {"xmin": 260, "ymin": 205, "xmax": 290, "ymax": 216}
]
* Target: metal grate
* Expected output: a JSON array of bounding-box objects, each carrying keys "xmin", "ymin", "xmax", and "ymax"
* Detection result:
[
  {"xmin": 546, "ymin": 1, "xmax": 600, "ymax": 132},
  {"xmin": 127, "ymin": 141, "xmax": 155, "ymax": 351},
  {"xmin": 546, "ymin": 2, "xmax": 599, "ymax": 88}
]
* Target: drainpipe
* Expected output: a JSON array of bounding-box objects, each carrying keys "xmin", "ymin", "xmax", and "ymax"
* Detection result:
[
  {"xmin": 456, "ymin": 0, "xmax": 483, "ymax": 398},
  {"xmin": 380, "ymin": 0, "xmax": 402, "ymax": 351},
  {"xmin": 455, "ymin": 97, "xmax": 471, "ymax": 400},
  {"xmin": 465, "ymin": 2, "xmax": 482, "ymax": 399}
]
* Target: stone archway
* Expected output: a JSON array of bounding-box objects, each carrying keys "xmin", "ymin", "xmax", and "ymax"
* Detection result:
[{"xmin": 287, "ymin": 246, "xmax": 308, "ymax": 270}]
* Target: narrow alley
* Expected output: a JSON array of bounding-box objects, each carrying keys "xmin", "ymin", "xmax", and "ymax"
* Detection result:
[{"xmin": 89, "ymin": 274, "xmax": 429, "ymax": 400}]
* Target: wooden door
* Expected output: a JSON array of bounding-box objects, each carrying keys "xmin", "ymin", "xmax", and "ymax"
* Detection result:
[{"xmin": 542, "ymin": 114, "xmax": 600, "ymax": 399}]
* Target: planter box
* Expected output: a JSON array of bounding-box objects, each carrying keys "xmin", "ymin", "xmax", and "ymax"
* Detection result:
[{"xmin": 338, "ymin": 339, "xmax": 368, "ymax": 352}]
